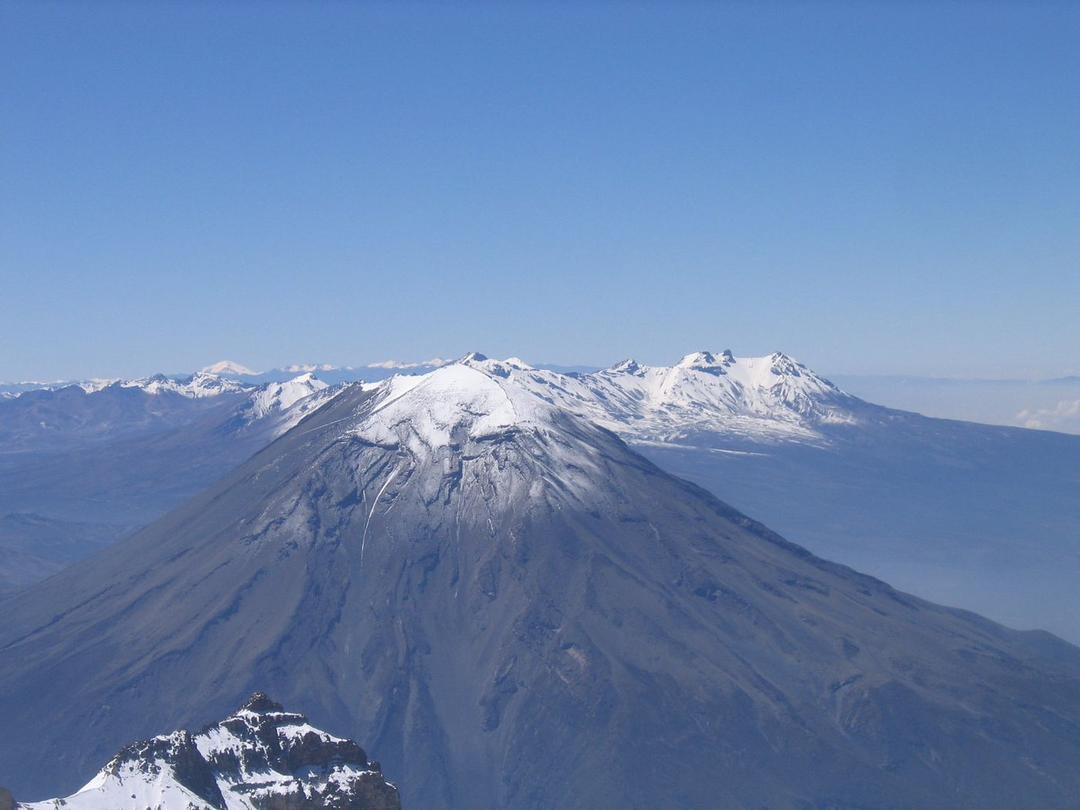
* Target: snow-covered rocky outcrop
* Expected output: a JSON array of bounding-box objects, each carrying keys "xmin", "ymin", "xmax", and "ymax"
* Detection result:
[
  {"xmin": 12, "ymin": 693, "xmax": 399, "ymax": 810},
  {"xmin": 237, "ymin": 372, "xmax": 338, "ymax": 436}
]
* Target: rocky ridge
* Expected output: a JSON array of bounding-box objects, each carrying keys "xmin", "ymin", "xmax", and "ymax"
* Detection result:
[{"xmin": 13, "ymin": 693, "xmax": 399, "ymax": 810}]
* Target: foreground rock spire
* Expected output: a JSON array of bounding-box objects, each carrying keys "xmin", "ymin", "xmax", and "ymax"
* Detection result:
[{"xmin": 13, "ymin": 693, "xmax": 400, "ymax": 809}]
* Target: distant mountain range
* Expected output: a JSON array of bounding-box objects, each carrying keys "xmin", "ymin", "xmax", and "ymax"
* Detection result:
[
  {"xmin": 0, "ymin": 371, "xmax": 336, "ymax": 594},
  {"xmin": 3, "ymin": 360, "xmax": 1080, "ymax": 808},
  {"xmin": 1, "ymin": 351, "xmax": 1078, "ymax": 643},
  {"xmin": 0, "ymin": 358, "xmax": 603, "ymax": 396}
]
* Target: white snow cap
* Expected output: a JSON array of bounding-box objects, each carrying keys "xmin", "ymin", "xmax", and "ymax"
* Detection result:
[
  {"xmin": 342, "ymin": 349, "xmax": 859, "ymax": 455},
  {"xmin": 352, "ymin": 363, "xmax": 549, "ymax": 455},
  {"xmin": 200, "ymin": 360, "xmax": 258, "ymax": 376}
]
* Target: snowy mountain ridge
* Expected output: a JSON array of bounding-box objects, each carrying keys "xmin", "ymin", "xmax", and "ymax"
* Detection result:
[
  {"xmin": 13, "ymin": 693, "xmax": 399, "ymax": 810},
  {"xmin": 289, "ymin": 351, "xmax": 857, "ymax": 522},
  {"xmin": 1, "ymin": 350, "xmax": 867, "ymax": 449},
  {"xmin": 577, "ymin": 349, "xmax": 863, "ymax": 440},
  {"xmin": 361, "ymin": 349, "xmax": 868, "ymax": 448},
  {"xmin": 70, "ymin": 372, "xmax": 253, "ymax": 399}
]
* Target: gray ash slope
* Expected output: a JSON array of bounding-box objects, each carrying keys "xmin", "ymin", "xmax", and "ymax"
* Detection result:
[{"xmin": 3, "ymin": 365, "xmax": 1080, "ymax": 808}]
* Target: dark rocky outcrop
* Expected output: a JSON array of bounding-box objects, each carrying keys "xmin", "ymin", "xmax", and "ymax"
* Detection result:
[{"xmin": 104, "ymin": 730, "xmax": 226, "ymax": 808}]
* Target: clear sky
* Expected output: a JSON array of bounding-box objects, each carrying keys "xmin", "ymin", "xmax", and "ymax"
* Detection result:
[{"xmin": 2, "ymin": 1, "xmax": 1078, "ymax": 381}]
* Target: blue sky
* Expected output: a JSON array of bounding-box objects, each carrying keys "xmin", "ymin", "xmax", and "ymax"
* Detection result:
[{"xmin": 2, "ymin": 2, "xmax": 1078, "ymax": 381}]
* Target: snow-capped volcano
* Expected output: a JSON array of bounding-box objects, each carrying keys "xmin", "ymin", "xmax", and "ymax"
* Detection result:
[
  {"xmin": 200, "ymin": 360, "xmax": 259, "ymax": 377},
  {"xmin": 7, "ymin": 354, "xmax": 1080, "ymax": 808},
  {"xmin": 13, "ymin": 693, "xmax": 399, "ymax": 809}
]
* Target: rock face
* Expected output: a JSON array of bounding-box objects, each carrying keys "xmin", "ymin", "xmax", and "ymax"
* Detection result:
[
  {"xmin": 0, "ymin": 787, "xmax": 14, "ymax": 810},
  {"xmin": 15, "ymin": 693, "xmax": 400, "ymax": 810},
  {"xmin": 3, "ymin": 364, "xmax": 1080, "ymax": 808}
]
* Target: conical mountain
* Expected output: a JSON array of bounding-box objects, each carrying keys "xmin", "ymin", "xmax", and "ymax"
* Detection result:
[{"xmin": 3, "ymin": 363, "xmax": 1080, "ymax": 808}]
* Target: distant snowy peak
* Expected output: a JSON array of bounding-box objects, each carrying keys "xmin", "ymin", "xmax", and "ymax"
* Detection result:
[
  {"xmin": 608, "ymin": 358, "xmax": 644, "ymax": 375},
  {"xmin": 2, "ymin": 372, "xmax": 253, "ymax": 400},
  {"xmin": 366, "ymin": 357, "xmax": 451, "ymax": 370},
  {"xmin": 674, "ymin": 349, "xmax": 736, "ymax": 372},
  {"xmin": 246, "ymin": 373, "xmax": 330, "ymax": 420},
  {"xmin": 283, "ymin": 362, "xmax": 341, "ymax": 373},
  {"xmin": 76, "ymin": 378, "xmax": 120, "ymax": 394},
  {"xmin": 121, "ymin": 372, "xmax": 252, "ymax": 399},
  {"xmin": 587, "ymin": 350, "xmax": 859, "ymax": 435},
  {"xmin": 12, "ymin": 370, "xmax": 336, "ymax": 434},
  {"xmin": 16, "ymin": 692, "xmax": 399, "ymax": 810},
  {"xmin": 200, "ymin": 360, "xmax": 259, "ymax": 377},
  {"xmin": 239, "ymin": 373, "xmax": 340, "ymax": 437},
  {"xmin": 458, "ymin": 352, "xmax": 535, "ymax": 377}
]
